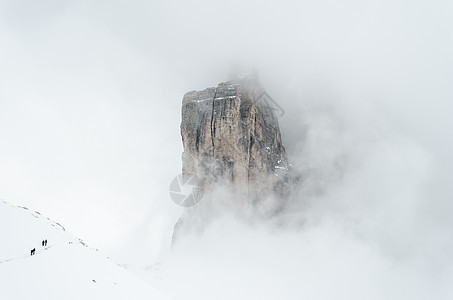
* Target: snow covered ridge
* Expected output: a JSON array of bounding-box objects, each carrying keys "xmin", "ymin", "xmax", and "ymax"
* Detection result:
[
  {"xmin": 0, "ymin": 199, "xmax": 172, "ymax": 300},
  {"xmin": 0, "ymin": 199, "xmax": 81, "ymax": 262}
]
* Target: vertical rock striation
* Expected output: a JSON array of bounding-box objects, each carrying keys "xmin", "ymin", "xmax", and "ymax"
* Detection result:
[{"xmin": 174, "ymin": 75, "xmax": 290, "ymax": 240}]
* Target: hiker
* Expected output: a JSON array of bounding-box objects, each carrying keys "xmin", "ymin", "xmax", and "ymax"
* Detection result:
[
  {"xmin": 42, "ymin": 240, "xmax": 44, "ymax": 246},
  {"xmin": 45, "ymin": 239, "xmax": 47, "ymax": 246},
  {"xmin": 30, "ymin": 248, "xmax": 35, "ymax": 256}
]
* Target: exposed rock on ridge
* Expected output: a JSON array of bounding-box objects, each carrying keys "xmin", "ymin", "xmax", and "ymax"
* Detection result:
[{"xmin": 174, "ymin": 75, "xmax": 290, "ymax": 240}]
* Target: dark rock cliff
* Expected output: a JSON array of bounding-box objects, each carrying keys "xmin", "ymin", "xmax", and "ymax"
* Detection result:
[{"xmin": 173, "ymin": 75, "xmax": 290, "ymax": 241}]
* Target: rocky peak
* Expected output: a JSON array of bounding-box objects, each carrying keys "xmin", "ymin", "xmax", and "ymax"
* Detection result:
[{"xmin": 174, "ymin": 75, "xmax": 290, "ymax": 239}]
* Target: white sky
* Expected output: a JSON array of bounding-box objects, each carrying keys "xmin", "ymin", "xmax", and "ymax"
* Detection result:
[{"xmin": 0, "ymin": 0, "xmax": 452, "ymax": 267}]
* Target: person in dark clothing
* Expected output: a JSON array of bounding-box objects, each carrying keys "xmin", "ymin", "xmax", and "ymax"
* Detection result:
[
  {"xmin": 30, "ymin": 248, "xmax": 35, "ymax": 256},
  {"xmin": 42, "ymin": 240, "xmax": 44, "ymax": 246},
  {"xmin": 44, "ymin": 239, "xmax": 47, "ymax": 246}
]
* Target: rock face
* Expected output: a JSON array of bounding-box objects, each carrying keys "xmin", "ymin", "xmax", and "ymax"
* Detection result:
[{"xmin": 174, "ymin": 75, "xmax": 290, "ymax": 240}]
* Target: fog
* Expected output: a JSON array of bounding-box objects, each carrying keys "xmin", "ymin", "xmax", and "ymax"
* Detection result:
[{"xmin": 1, "ymin": 0, "xmax": 452, "ymax": 298}]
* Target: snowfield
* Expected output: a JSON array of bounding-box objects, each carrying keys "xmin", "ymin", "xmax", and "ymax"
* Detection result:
[{"xmin": 0, "ymin": 200, "xmax": 172, "ymax": 300}]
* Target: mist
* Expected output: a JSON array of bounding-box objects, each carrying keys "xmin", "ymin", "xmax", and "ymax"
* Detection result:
[{"xmin": 1, "ymin": 0, "xmax": 452, "ymax": 298}]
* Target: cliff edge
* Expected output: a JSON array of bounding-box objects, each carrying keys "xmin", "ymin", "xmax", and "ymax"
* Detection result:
[{"xmin": 174, "ymin": 75, "xmax": 290, "ymax": 241}]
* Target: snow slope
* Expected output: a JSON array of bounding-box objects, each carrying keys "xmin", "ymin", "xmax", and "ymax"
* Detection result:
[{"xmin": 0, "ymin": 199, "xmax": 172, "ymax": 300}]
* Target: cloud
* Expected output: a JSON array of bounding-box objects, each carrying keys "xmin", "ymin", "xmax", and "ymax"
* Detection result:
[{"xmin": 0, "ymin": 2, "xmax": 452, "ymax": 292}]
